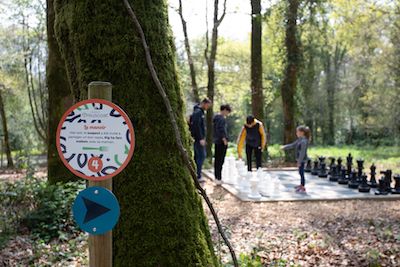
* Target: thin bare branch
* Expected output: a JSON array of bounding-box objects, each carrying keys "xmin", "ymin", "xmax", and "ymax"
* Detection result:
[{"xmin": 122, "ymin": 0, "xmax": 238, "ymax": 266}]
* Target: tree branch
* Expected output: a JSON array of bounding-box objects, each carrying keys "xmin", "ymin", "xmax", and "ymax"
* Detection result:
[{"xmin": 122, "ymin": 0, "xmax": 238, "ymax": 266}]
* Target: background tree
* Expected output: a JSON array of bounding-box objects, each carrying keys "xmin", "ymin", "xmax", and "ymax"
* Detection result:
[
  {"xmin": 205, "ymin": 0, "xmax": 227, "ymax": 157},
  {"xmin": 0, "ymin": 84, "xmax": 13, "ymax": 168},
  {"xmin": 281, "ymin": 0, "xmax": 300, "ymax": 160},
  {"xmin": 53, "ymin": 0, "xmax": 218, "ymax": 265},
  {"xmin": 46, "ymin": 0, "xmax": 75, "ymax": 183},
  {"xmin": 250, "ymin": 0, "xmax": 264, "ymax": 122}
]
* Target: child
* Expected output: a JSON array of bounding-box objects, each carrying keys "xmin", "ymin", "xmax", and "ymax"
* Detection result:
[{"xmin": 281, "ymin": 126, "xmax": 311, "ymax": 193}]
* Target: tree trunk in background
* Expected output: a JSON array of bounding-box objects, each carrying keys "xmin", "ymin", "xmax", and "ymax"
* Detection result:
[
  {"xmin": 0, "ymin": 89, "xmax": 14, "ymax": 168},
  {"xmin": 53, "ymin": 0, "xmax": 217, "ymax": 265},
  {"xmin": 178, "ymin": 0, "xmax": 200, "ymax": 103},
  {"xmin": 281, "ymin": 0, "xmax": 300, "ymax": 161},
  {"xmin": 205, "ymin": 0, "xmax": 227, "ymax": 158},
  {"xmin": 46, "ymin": 0, "xmax": 76, "ymax": 184},
  {"xmin": 251, "ymin": 0, "xmax": 264, "ymax": 122}
]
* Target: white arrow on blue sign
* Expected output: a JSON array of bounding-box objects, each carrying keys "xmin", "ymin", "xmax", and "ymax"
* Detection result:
[{"xmin": 72, "ymin": 186, "xmax": 120, "ymax": 235}]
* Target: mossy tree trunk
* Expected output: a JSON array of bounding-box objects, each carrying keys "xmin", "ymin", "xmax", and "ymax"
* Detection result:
[
  {"xmin": 53, "ymin": 0, "xmax": 217, "ymax": 265},
  {"xmin": 46, "ymin": 0, "xmax": 76, "ymax": 184}
]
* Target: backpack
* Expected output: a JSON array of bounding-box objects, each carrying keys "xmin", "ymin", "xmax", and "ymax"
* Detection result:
[{"xmin": 188, "ymin": 114, "xmax": 195, "ymax": 137}]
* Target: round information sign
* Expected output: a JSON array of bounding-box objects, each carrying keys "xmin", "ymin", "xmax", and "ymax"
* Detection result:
[{"xmin": 56, "ymin": 99, "xmax": 135, "ymax": 181}]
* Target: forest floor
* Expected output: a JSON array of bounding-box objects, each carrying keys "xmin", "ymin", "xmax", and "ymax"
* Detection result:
[
  {"xmin": 203, "ymin": 180, "xmax": 400, "ymax": 266},
  {"xmin": 1, "ymin": 169, "xmax": 400, "ymax": 266}
]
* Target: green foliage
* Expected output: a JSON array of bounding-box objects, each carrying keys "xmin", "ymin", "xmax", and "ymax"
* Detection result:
[{"xmin": 0, "ymin": 175, "xmax": 85, "ymax": 248}]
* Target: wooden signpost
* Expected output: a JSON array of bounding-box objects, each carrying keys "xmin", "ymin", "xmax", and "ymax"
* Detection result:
[{"xmin": 57, "ymin": 81, "xmax": 135, "ymax": 267}]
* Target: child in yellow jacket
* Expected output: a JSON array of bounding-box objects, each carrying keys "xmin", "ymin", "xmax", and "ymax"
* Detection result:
[{"xmin": 237, "ymin": 115, "xmax": 267, "ymax": 171}]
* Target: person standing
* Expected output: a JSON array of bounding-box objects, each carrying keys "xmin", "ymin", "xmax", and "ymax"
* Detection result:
[
  {"xmin": 213, "ymin": 104, "xmax": 232, "ymax": 185},
  {"xmin": 190, "ymin": 98, "xmax": 212, "ymax": 182},
  {"xmin": 281, "ymin": 126, "xmax": 311, "ymax": 193},
  {"xmin": 237, "ymin": 115, "xmax": 267, "ymax": 171}
]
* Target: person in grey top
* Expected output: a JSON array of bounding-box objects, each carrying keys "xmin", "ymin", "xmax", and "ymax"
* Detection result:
[{"xmin": 281, "ymin": 126, "xmax": 311, "ymax": 193}]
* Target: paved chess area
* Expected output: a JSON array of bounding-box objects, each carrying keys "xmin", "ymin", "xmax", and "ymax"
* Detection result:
[{"xmin": 202, "ymin": 169, "xmax": 400, "ymax": 202}]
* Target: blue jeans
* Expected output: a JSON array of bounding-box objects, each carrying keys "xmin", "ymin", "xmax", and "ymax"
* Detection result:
[
  {"xmin": 299, "ymin": 162, "xmax": 305, "ymax": 186},
  {"xmin": 194, "ymin": 141, "xmax": 206, "ymax": 179}
]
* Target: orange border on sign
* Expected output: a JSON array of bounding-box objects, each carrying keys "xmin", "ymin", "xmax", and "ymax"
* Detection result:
[{"xmin": 56, "ymin": 99, "xmax": 135, "ymax": 181}]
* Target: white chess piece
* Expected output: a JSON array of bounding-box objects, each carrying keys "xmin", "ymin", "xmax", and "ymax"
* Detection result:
[{"xmin": 248, "ymin": 172, "xmax": 261, "ymax": 199}]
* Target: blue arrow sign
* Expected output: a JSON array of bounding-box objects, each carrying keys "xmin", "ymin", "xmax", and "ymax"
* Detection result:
[{"xmin": 72, "ymin": 186, "xmax": 120, "ymax": 235}]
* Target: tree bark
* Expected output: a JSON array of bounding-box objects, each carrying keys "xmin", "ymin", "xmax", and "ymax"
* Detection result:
[
  {"xmin": 46, "ymin": 0, "xmax": 76, "ymax": 184},
  {"xmin": 178, "ymin": 0, "xmax": 200, "ymax": 103},
  {"xmin": 53, "ymin": 0, "xmax": 218, "ymax": 265},
  {"xmin": 281, "ymin": 0, "xmax": 300, "ymax": 161},
  {"xmin": 0, "ymin": 87, "xmax": 14, "ymax": 168},
  {"xmin": 251, "ymin": 0, "xmax": 264, "ymax": 121},
  {"xmin": 205, "ymin": 0, "xmax": 227, "ymax": 158}
]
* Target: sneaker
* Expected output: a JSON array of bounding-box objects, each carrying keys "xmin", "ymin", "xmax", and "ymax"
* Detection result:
[
  {"xmin": 294, "ymin": 185, "xmax": 302, "ymax": 190},
  {"xmin": 198, "ymin": 177, "xmax": 206, "ymax": 183},
  {"xmin": 215, "ymin": 180, "xmax": 222, "ymax": 186},
  {"xmin": 295, "ymin": 186, "xmax": 306, "ymax": 194}
]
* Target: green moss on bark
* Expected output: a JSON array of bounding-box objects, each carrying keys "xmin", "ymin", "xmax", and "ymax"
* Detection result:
[
  {"xmin": 53, "ymin": 0, "xmax": 218, "ymax": 265},
  {"xmin": 47, "ymin": 0, "xmax": 76, "ymax": 184}
]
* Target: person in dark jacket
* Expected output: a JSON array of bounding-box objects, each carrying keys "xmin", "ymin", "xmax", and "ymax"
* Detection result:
[
  {"xmin": 213, "ymin": 104, "xmax": 232, "ymax": 184},
  {"xmin": 237, "ymin": 115, "xmax": 267, "ymax": 171},
  {"xmin": 190, "ymin": 98, "xmax": 212, "ymax": 182}
]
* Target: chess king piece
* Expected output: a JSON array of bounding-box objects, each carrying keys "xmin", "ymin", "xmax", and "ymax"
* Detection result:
[
  {"xmin": 346, "ymin": 153, "xmax": 353, "ymax": 176},
  {"xmin": 392, "ymin": 175, "xmax": 400, "ymax": 194},
  {"xmin": 338, "ymin": 168, "xmax": 349, "ymax": 184},
  {"xmin": 311, "ymin": 160, "xmax": 319, "ymax": 175},
  {"xmin": 305, "ymin": 159, "xmax": 312, "ymax": 173},
  {"xmin": 368, "ymin": 164, "xmax": 378, "ymax": 188},
  {"xmin": 348, "ymin": 170, "xmax": 359, "ymax": 189},
  {"xmin": 358, "ymin": 173, "xmax": 371, "ymax": 193}
]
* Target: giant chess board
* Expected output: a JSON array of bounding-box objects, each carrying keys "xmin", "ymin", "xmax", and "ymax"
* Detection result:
[{"xmin": 202, "ymin": 157, "xmax": 400, "ymax": 202}]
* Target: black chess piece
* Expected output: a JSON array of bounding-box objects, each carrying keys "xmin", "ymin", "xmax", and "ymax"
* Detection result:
[
  {"xmin": 346, "ymin": 153, "xmax": 353, "ymax": 176},
  {"xmin": 311, "ymin": 160, "xmax": 319, "ymax": 175},
  {"xmin": 338, "ymin": 168, "xmax": 349, "ymax": 184},
  {"xmin": 329, "ymin": 165, "xmax": 339, "ymax": 182},
  {"xmin": 305, "ymin": 159, "xmax": 312, "ymax": 173},
  {"xmin": 318, "ymin": 162, "xmax": 328, "ymax": 178},
  {"xmin": 337, "ymin": 157, "xmax": 343, "ymax": 171},
  {"xmin": 348, "ymin": 170, "xmax": 359, "ymax": 189},
  {"xmin": 380, "ymin": 170, "xmax": 393, "ymax": 193},
  {"xmin": 368, "ymin": 164, "xmax": 378, "ymax": 188},
  {"xmin": 328, "ymin": 158, "xmax": 336, "ymax": 175},
  {"xmin": 358, "ymin": 173, "xmax": 371, "ymax": 193},
  {"xmin": 356, "ymin": 159, "xmax": 364, "ymax": 179},
  {"xmin": 392, "ymin": 175, "xmax": 400, "ymax": 194},
  {"xmin": 375, "ymin": 179, "xmax": 389, "ymax": 195}
]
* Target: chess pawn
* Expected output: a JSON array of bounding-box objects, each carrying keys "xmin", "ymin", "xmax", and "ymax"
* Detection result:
[
  {"xmin": 358, "ymin": 174, "xmax": 371, "ymax": 193},
  {"xmin": 318, "ymin": 162, "xmax": 328, "ymax": 178},
  {"xmin": 305, "ymin": 159, "xmax": 312, "ymax": 173},
  {"xmin": 248, "ymin": 173, "xmax": 261, "ymax": 199},
  {"xmin": 338, "ymin": 168, "xmax": 349, "ymax": 184},
  {"xmin": 368, "ymin": 164, "xmax": 378, "ymax": 188},
  {"xmin": 348, "ymin": 170, "xmax": 359, "ymax": 189},
  {"xmin": 392, "ymin": 175, "xmax": 400, "ymax": 194},
  {"xmin": 337, "ymin": 157, "xmax": 343, "ymax": 170},
  {"xmin": 311, "ymin": 160, "xmax": 319, "ymax": 175}
]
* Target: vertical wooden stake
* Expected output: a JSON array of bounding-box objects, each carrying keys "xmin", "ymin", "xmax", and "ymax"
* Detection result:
[{"xmin": 88, "ymin": 81, "xmax": 112, "ymax": 267}]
